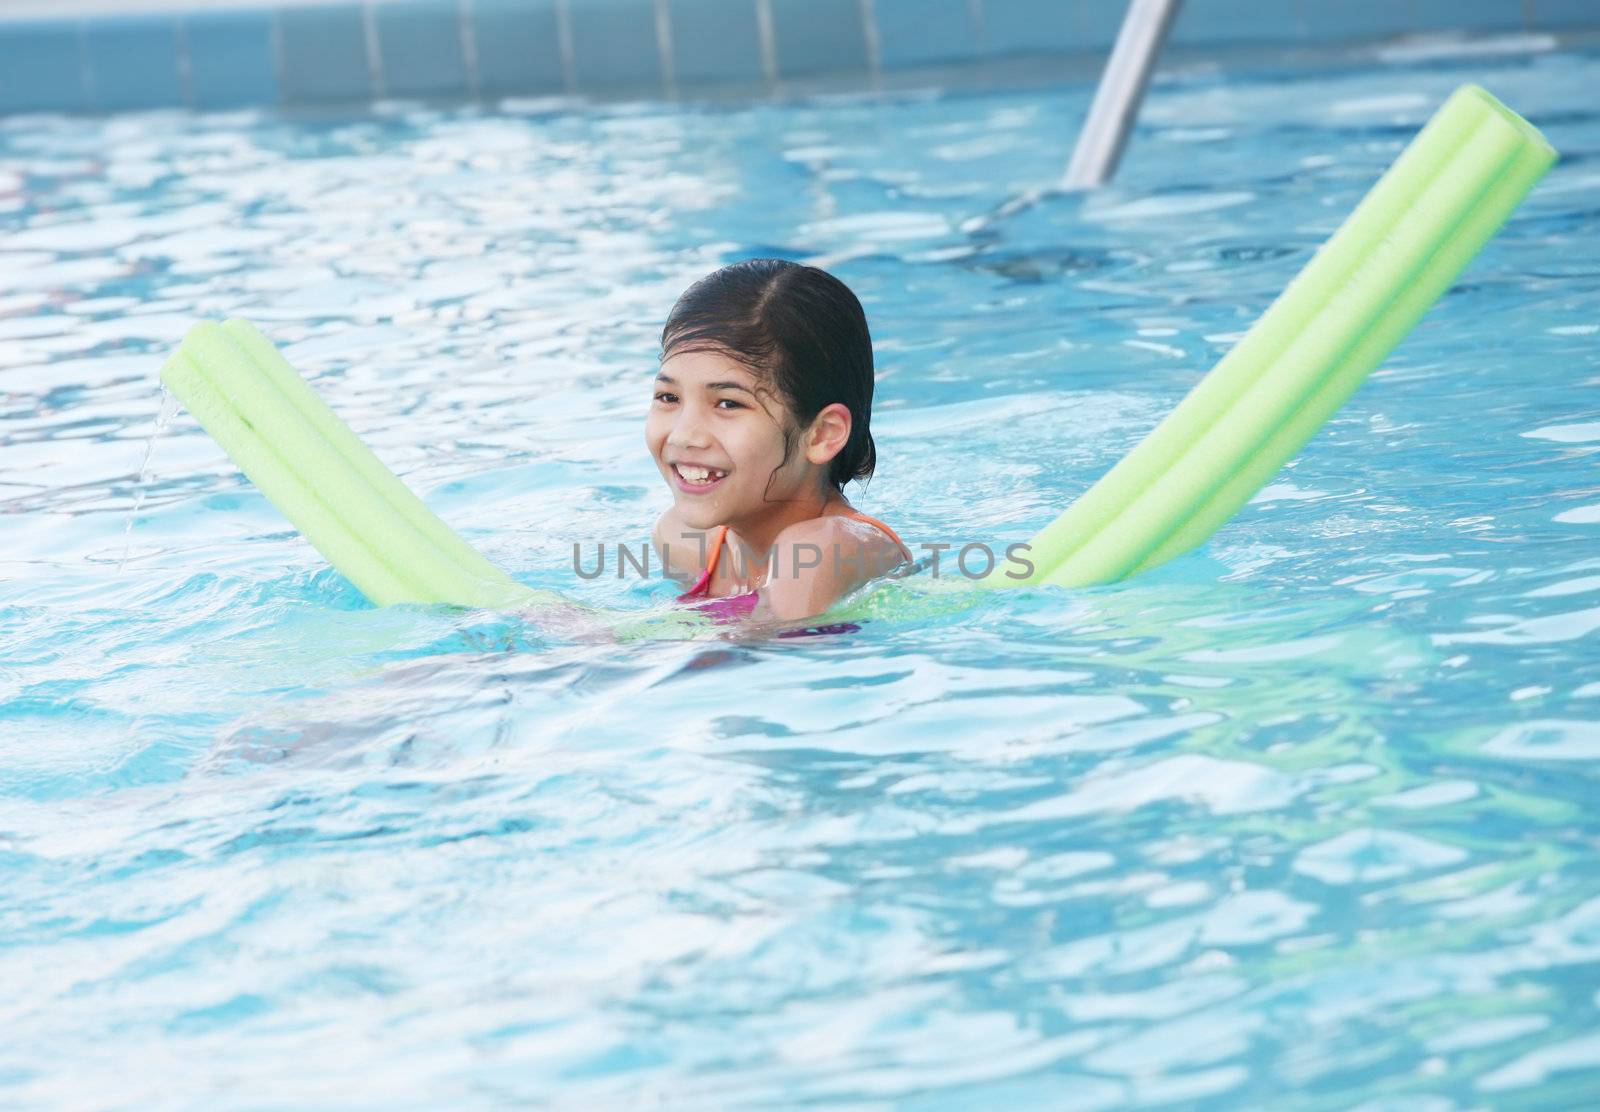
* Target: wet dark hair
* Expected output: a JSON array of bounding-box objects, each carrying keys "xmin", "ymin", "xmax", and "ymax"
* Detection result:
[{"xmin": 660, "ymin": 258, "xmax": 876, "ymax": 492}]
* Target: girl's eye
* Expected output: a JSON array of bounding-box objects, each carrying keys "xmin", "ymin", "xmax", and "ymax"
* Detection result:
[{"xmin": 651, "ymin": 392, "xmax": 741, "ymax": 409}]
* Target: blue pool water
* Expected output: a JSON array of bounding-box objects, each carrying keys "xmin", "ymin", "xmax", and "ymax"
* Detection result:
[{"xmin": 3, "ymin": 40, "xmax": 1599, "ymax": 1108}]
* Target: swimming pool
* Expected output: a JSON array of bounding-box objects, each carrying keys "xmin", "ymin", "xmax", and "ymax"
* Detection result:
[{"xmin": 3, "ymin": 39, "xmax": 1599, "ymax": 1108}]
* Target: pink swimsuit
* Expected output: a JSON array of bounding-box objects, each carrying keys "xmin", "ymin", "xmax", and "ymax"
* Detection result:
[{"xmin": 676, "ymin": 511, "xmax": 911, "ymax": 633}]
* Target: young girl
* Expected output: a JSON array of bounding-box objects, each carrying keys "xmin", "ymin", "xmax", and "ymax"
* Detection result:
[{"xmin": 648, "ymin": 259, "xmax": 912, "ymax": 624}]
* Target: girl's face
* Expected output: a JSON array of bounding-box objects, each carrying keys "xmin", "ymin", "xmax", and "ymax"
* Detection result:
[{"xmin": 646, "ymin": 348, "xmax": 809, "ymax": 531}]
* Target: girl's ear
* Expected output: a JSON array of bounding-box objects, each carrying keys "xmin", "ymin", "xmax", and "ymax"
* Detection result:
[{"xmin": 804, "ymin": 403, "xmax": 852, "ymax": 467}]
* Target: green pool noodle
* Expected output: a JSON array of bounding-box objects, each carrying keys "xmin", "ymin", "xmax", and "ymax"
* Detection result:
[
  {"xmin": 160, "ymin": 321, "xmax": 542, "ymax": 609},
  {"xmin": 1132, "ymin": 138, "xmax": 1553, "ymax": 577},
  {"xmin": 161, "ymin": 334, "xmax": 417, "ymax": 606},
  {"xmin": 166, "ymin": 323, "xmax": 495, "ymax": 605},
  {"xmin": 994, "ymin": 84, "xmax": 1555, "ymax": 589},
  {"xmin": 158, "ymin": 83, "xmax": 1554, "ymax": 622},
  {"xmin": 217, "ymin": 319, "xmax": 528, "ymax": 599}
]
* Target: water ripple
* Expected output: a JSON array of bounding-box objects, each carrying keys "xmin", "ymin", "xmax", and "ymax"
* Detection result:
[{"xmin": 1, "ymin": 47, "xmax": 1598, "ymax": 1111}]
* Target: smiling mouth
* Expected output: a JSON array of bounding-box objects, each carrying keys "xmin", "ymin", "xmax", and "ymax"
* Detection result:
[{"xmin": 672, "ymin": 463, "xmax": 728, "ymax": 492}]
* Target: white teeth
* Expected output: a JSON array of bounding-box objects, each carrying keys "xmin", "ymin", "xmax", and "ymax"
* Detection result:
[{"xmin": 677, "ymin": 465, "xmax": 725, "ymax": 485}]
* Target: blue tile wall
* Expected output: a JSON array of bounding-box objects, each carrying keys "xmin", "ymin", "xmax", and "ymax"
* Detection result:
[
  {"xmin": 1174, "ymin": 0, "xmax": 1304, "ymax": 43},
  {"xmin": 278, "ymin": 3, "xmax": 374, "ymax": 103},
  {"xmin": 1300, "ymin": 0, "xmax": 1414, "ymax": 41},
  {"xmin": 85, "ymin": 15, "xmax": 184, "ymax": 110},
  {"xmin": 183, "ymin": 8, "xmax": 278, "ymax": 109},
  {"xmin": 2, "ymin": 0, "xmax": 1597, "ymax": 118},
  {"xmin": 875, "ymin": 0, "xmax": 980, "ymax": 69},
  {"xmin": 376, "ymin": 0, "xmax": 469, "ymax": 97},
  {"xmin": 567, "ymin": 0, "xmax": 662, "ymax": 91},
  {"xmin": 1079, "ymin": 0, "xmax": 1126, "ymax": 49},
  {"xmin": 0, "ymin": 20, "xmax": 84, "ymax": 115},
  {"xmin": 471, "ymin": 0, "xmax": 565, "ymax": 96},
  {"xmin": 1530, "ymin": 0, "xmax": 1600, "ymax": 28},
  {"xmin": 982, "ymin": 0, "xmax": 1099, "ymax": 56},
  {"xmin": 769, "ymin": 0, "xmax": 868, "ymax": 77},
  {"xmin": 670, "ymin": 0, "xmax": 765, "ymax": 85},
  {"xmin": 1414, "ymin": 0, "xmax": 1526, "ymax": 32}
]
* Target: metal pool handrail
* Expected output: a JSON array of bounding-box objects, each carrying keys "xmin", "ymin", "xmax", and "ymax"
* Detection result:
[{"xmin": 1062, "ymin": 0, "xmax": 1184, "ymax": 190}]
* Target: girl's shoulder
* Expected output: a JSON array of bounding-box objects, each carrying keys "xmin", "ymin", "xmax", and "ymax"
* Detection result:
[
  {"xmin": 817, "ymin": 505, "xmax": 909, "ymax": 558},
  {"xmin": 762, "ymin": 509, "xmax": 907, "ymax": 620},
  {"xmin": 773, "ymin": 506, "xmax": 909, "ymax": 577}
]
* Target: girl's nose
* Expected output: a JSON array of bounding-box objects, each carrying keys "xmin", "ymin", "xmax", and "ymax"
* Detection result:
[{"xmin": 667, "ymin": 406, "xmax": 712, "ymax": 450}]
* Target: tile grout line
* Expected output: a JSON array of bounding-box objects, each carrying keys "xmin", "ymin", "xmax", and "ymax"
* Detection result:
[
  {"xmin": 362, "ymin": 0, "xmax": 385, "ymax": 100},
  {"xmin": 754, "ymin": 0, "xmax": 778, "ymax": 89},
  {"xmin": 655, "ymin": 0, "xmax": 676, "ymax": 98},
  {"xmin": 554, "ymin": 0, "xmax": 576, "ymax": 95},
  {"xmin": 458, "ymin": 0, "xmax": 481, "ymax": 100},
  {"xmin": 859, "ymin": 0, "xmax": 881, "ymax": 82},
  {"xmin": 268, "ymin": 5, "xmax": 286, "ymax": 107},
  {"xmin": 175, "ymin": 13, "xmax": 195, "ymax": 109}
]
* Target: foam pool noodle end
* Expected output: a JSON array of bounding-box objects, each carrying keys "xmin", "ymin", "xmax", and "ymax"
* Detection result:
[
  {"xmin": 160, "ymin": 320, "xmax": 561, "ymax": 612},
  {"xmin": 987, "ymin": 84, "xmax": 1556, "ymax": 591}
]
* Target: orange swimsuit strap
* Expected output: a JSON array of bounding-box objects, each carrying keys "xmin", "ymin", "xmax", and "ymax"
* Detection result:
[
  {"xmin": 701, "ymin": 524, "xmax": 732, "ymax": 582},
  {"xmin": 838, "ymin": 509, "xmax": 913, "ymax": 562}
]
